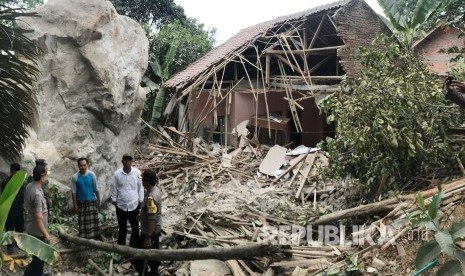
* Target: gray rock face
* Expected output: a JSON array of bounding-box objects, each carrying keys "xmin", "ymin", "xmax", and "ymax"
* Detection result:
[{"xmin": 19, "ymin": 0, "xmax": 148, "ymax": 201}]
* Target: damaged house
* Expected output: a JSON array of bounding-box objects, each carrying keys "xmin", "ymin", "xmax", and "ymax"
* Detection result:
[
  {"xmin": 413, "ymin": 26, "xmax": 465, "ymax": 76},
  {"xmin": 164, "ymin": 0, "xmax": 391, "ymax": 147}
]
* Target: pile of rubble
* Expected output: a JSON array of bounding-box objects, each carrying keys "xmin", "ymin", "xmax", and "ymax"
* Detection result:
[{"xmin": 134, "ymin": 127, "xmax": 465, "ymax": 275}]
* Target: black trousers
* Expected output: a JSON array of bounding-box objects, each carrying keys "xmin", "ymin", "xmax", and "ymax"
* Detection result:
[
  {"xmin": 5, "ymin": 213, "xmax": 24, "ymax": 232},
  {"xmin": 24, "ymin": 235, "xmax": 45, "ymax": 276},
  {"xmin": 6, "ymin": 213, "xmax": 24, "ymax": 251},
  {"xmin": 116, "ymin": 206, "xmax": 140, "ymax": 246},
  {"xmin": 133, "ymin": 233, "xmax": 160, "ymax": 275}
]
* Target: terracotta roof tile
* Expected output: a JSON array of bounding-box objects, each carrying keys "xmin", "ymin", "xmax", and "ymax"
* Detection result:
[{"xmin": 164, "ymin": 0, "xmax": 351, "ymax": 89}]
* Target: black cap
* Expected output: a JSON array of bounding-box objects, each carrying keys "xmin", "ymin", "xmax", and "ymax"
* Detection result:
[
  {"xmin": 33, "ymin": 165, "xmax": 47, "ymax": 179},
  {"xmin": 35, "ymin": 159, "xmax": 47, "ymax": 166},
  {"xmin": 10, "ymin": 163, "xmax": 20, "ymax": 172},
  {"xmin": 142, "ymin": 169, "xmax": 158, "ymax": 186},
  {"xmin": 122, "ymin": 153, "xmax": 133, "ymax": 160}
]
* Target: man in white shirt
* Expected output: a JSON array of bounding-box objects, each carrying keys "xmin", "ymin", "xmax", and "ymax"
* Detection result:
[{"xmin": 111, "ymin": 153, "xmax": 143, "ymax": 246}]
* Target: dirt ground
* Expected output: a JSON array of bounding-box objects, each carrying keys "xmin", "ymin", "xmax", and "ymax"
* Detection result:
[
  {"xmin": 2, "ymin": 167, "xmax": 465, "ymax": 275},
  {"xmin": 356, "ymin": 204, "xmax": 465, "ymax": 276},
  {"xmin": 2, "ymin": 202, "xmax": 465, "ymax": 275}
]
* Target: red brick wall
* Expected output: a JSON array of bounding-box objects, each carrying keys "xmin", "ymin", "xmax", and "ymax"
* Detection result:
[
  {"xmin": 414, "ymin": 28, "xmax": 464, "ymax": 75},
  {"xmin": 333, "ymin": 0, "xmax": 392, "ymax": 78}
]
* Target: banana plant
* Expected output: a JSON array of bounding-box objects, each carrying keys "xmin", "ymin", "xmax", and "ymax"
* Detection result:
[
  {"xmin": 145, "ymin": 42, "xmax": 178, "ymax": 127},
  {"xmin": 0, "ymin": 171, "xmax": 60, "ymax": 268},
  {"xmin": 0, "ymin": 171, "xmax": 27, "ymax": 232},
  {"xmin": 378, "ymin": 0, "xmax": 443, "ymax": 49}
]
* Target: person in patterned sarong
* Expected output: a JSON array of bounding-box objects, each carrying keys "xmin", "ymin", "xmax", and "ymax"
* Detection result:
[{"xmin": 71, "ymin": 157, "xmax": 100, "ymax": 239}]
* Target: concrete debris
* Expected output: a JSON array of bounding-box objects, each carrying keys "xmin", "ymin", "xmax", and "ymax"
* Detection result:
[
  {"xmin": 259, "ymin": 145, "xmax": 287, "ymax": 176},
  {"xmin": 138, "ymin": 126, "xmax": 465, "ymax": 275}
]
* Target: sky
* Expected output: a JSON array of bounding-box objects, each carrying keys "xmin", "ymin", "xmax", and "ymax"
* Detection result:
[{"xmin": 174, "ymin": 0, "xmax": 384, "ymax": 46}]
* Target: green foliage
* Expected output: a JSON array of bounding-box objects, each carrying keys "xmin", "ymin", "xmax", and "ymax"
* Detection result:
[
  {"xmin": 110, "ymin": 0, "xmax": 215, "ymax": 128},
  {"xmin": 449, "ymin": 63, "xmax": 465, "ymax": 81},
  {"xmin": 437, "ymin": 260, "xmax": 463, "ymax": 276},
  {"xmin": 319, "ymin": 35, "xmax": 465, "ymax": 192},
  {"xmin": 378, "ymin": 0, "xmax": 443, "ymax": 49},
  {"xmin": 433, "ymin": 0, "xmax": 465, "ymax": 28},
  {"xmin": 150, "ymin": 19, "xmax": 215, "ymax": 78},
  {"xmin": 109, "ymin": 0, "xmax": 186, "ymax": 28},
  {"xmin": 0, "ymin": 0, "xmax": 43, "ymax": 9},
  {"xmin": 0, "ymin": 171, "xmax": 26, "ymax": 231},
  {"xmin": 142, "ymin": 19, "xmax": 215, "ymax": 126},
  {"xmin": 0, "ymin": 171, "xmax": 60, "ymax": 268},
  {"xmin": 0, "ymin": 171, "xmax": 24, "ymax": 268},
  {"xmin": 79, "ymin": 252, "xmax": 114, "ymax": 274},
  {"xmin": 412, "ymin": 191, "xmax": 465, "ymax": 275},
  {"xmin": 48, "ymin": 185, "xmax": 76, "ymax": 233},
  {"xmin": 322, "ymin": 254, "xmax": 362, "ymax": 275},
  {"xmin": 415, "ymin": 240, "xmax": 441, "ymax": 268},
  {"xmin": 4, "ymin": 232, "xmax": 60, "ymax": 265},
  {"xmin": 0, "ymin": 5, "xmax": 41, "ymax": 161}
]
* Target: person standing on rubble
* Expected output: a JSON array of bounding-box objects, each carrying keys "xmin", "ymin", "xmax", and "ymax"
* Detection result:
[
  {"xmin": 24, "ymin": 164, "xmax": 52, "ymax": 276},
  {"xmin": 133, "ymin": 169, "xmax": 163, "ymax": 275},
  {"xmin": 71, "ymin": 157, "xmax": 100, "ymax": 239},
  {"xmin": 111, "ymin": 153, "xmax": 143, "ymax": 246},
  {"xmin": 27, "ymin": 159, "xmax": 52, "ymax": 209}
]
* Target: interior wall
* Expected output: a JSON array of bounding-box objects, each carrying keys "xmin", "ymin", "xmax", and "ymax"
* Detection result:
[
  {"xmin": 188, "ymin": 90, "xmax": 237, "ymax": 145},
  {"xmin": 234, "ymin": 91, "xmax": 331, "ymax": 146},
  {"xmin": 189, "ymin": 90, "xmax": 334, "ymax": 147}
]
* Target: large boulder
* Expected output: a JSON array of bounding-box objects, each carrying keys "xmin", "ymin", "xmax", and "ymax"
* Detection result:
[{"xmin": 18, "ymin": 0, "xmax": 148, "ymax": 202}]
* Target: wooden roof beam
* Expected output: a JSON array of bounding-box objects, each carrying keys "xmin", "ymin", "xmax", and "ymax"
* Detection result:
[
  {"xmin": 309, "ymin": 56, "xmax": 332, "ymax": 74},
  {"xmin": 265, "ymin": 45, "xmax": 344, "ymax": 54},
  {"xmin": 309, "ymin": 15, "xmax": 326, "ymax": 49},
  {"xmin": 272, "ymin": 53, "xmax": 302, "ymax": 73}
]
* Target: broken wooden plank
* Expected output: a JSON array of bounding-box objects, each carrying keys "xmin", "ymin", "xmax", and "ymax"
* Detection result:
[
  {"xmin": 295, "ymin": 153, "xmax": 317, "ymax": 199},
  {"xmin": 270, "ymin": 258, "xmax": 331, "ymax": 268},
  {"xmin": 273, "ymin": 153, "xmax": 307, "ymax": 183}
]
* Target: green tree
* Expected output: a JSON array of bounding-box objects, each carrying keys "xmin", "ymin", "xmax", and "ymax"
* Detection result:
[
  {"xmin": 378, "ymin": 0, "xmax": 443, "ymax": 49},
  {"xmin": 142, "ymin": 19, "xmax": 215, "ymax": 126},
  {"xmin": 319, "ymin": 36, "xmax": 465, "ymax": 194},
  {"xmin": 0, "ymin": 5, "xmax": 40, "ymax": 161},
  {"xmin": 150, "ymin": 19, "xmax": 215, "ymax": 80},
  {"xmin": 0, "ymin": 0, "xmax": 43, "ymax": 9},
  {"xmin": 109, "ymin": 0, "xmax": 215, "ymax": 127},
  {"xmin": 434, "ymin": 0, "xmax": 465, "ymax": 27},
  {"xmin": 109, "ymin": 0, "xmax": 186, "ymax": 28}
]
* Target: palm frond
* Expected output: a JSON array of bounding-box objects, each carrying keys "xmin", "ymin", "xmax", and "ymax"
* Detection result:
[{"xmin": 0, "ymin": 5, "xmax": 40, "ymax": 161}]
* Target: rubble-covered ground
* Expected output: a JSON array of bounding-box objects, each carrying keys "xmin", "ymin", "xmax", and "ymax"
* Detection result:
[{"xmin": 2, "ymin": 136, "xmax": 465, "ymax": 275}]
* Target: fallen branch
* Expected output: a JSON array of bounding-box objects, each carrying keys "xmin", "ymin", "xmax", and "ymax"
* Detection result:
[
  {"xmin": 88, "ymin": 259, "xmax": 107, "ymax": 276},
  {"xmin": 308, "ymin": 197, "xmax": 407, "ymax": 225},
  {"xmin": 58, "ymin": 229, "xmax": 284, "ymax": 261},
  {"xmin": 7, "ymin": 247, "xmax": 87, "ymax": 259}
]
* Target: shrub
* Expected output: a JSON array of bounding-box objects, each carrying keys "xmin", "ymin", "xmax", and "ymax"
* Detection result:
[{"xmin": 319, "ymin": 35, "xmax": 465, "ymax": 193}]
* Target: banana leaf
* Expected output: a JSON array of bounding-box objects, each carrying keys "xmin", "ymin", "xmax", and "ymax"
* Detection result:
[
  {"xmin": 2, "ymin": 231, "xmax": 60, "ymax": 265},
  {"xmin": 0, "ymin": 170, "xmax": 26, "ymax": 232}
]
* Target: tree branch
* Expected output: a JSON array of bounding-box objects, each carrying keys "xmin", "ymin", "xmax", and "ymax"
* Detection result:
[{"xmin": 58, "ymin": 229, "xmax": 285, "ymax": 261}]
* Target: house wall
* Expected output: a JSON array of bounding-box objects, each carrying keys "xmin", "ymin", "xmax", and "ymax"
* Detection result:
[
  {"xmin": 235, "ymin": 92, "xmax": 328, "ymax": 146},
  {"xmin": 414, "ymin": 28, "xmax": 464, "ymax": 75},
  {"xmin": 189, "ymin": 91, "xmax": 329, "ymax": 147},
  {"xmin": 188, "ymin": 91, "xmax": 223, "ymax": 135},
  {"xmin": 333, "ymin": 0, "xmax": 392, "ymax": 78}
]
